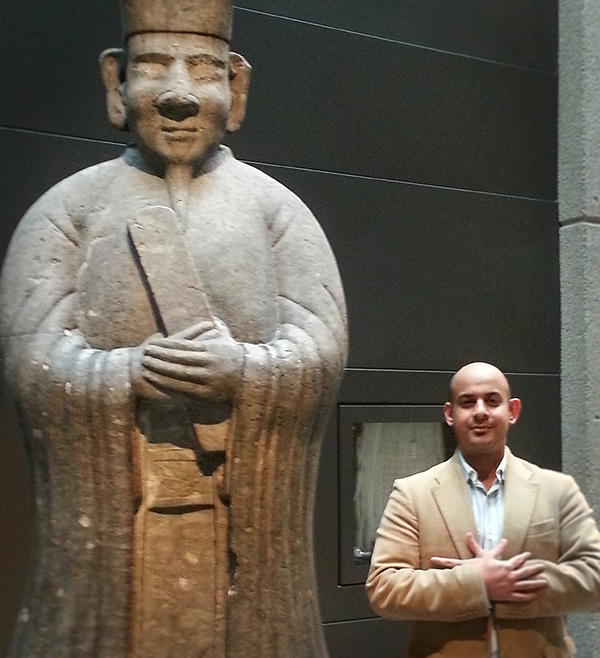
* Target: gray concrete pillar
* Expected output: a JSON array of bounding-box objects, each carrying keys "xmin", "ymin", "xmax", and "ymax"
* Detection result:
[{"xmin": 560, "ymin": 0, "xmax": 600, "ymax": 654}]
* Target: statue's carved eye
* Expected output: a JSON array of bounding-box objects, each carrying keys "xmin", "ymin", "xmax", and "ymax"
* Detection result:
[
  {"xmin": 187, "ymin": 54, "xmax": 227, "ymax": 83},
  {"xmin": 131, "ymin": 53, "xmax": 171, "ymax": 79}
]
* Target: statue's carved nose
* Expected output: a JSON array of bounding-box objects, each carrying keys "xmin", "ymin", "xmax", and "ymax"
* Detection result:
[{"xmin": 156, "ymin": 92, "xmax": 200, "ymax": 121}]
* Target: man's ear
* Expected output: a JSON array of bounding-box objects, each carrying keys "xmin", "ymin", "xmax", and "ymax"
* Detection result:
[
  {"xmin": 443, "ymin": 401, "xmax": 454, "ymax": 427},
  {"xmin": 99, "ymin": 48, "xmax": 128, "ymax": 131},
  {"xmin": 508, "ymin": 398, "xmax": 521, "ymax": 426},
  {"xmin": 226, "ymin": 52, "xmax": 251, "ymax": 133}
]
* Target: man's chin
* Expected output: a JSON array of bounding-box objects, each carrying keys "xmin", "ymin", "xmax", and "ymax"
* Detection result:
[{"xmin": 463, "ymin": 433, "xmax": 496, "ymax": 450}]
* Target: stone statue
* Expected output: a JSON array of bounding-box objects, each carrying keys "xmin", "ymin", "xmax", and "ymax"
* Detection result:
[{"xmin": 0, "ymin": 1, "xmax": 347, "ymax": 656}]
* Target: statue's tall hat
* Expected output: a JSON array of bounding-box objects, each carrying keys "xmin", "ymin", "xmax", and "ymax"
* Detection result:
[{"xmin": 122, "ymin": 0, "xmax": 233, "ymax": 42}]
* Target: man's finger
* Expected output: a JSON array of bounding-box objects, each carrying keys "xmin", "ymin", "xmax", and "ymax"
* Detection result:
[
  {"xmin": 513, "ymin": 578, "xmax": 547, "ymax": 592},
  {"xmin": 506, "ymin": 591, "xmax": 539, "ymax": 603},
  {"xmin": 507, "ymin": 551, "xmax": 533, "ymax": 571},
  {"xmin": 430, "ymin": 556, "xmax": 464, "ymax": 569},
  {"xmin": 512, "ymin": 563, "xmax": 544, "ymax": 581},
  {"xmin": 465, "ymin": 532, "xmax": 485, "ymax": 557},
  {"xmin": 487, "ymin": 537, "xmax": 508, "ymax": 559}
]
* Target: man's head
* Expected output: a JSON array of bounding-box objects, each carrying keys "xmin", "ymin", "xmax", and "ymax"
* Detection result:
[
  {"xmin": 99, "ymin": 0, "xmax": 250, "ymax": 169},
  {"xmin": 444, "ymin": 362, "xmax": 521, "ymax": 463}
]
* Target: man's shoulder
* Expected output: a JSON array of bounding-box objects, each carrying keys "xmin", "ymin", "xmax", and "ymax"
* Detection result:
[
  {"xmin": 507, "ymin": 452, "xmax": 576, "ymax": 488},
  {"xmin": 392, "ymin": 458, "xmax": 455, "ymax": 489}
]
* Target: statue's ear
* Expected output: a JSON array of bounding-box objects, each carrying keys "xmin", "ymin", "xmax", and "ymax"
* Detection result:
[
  {"xmin": 99, "ymin": 48, "xmax": 128, "ymax": 131},
  {"xmin": 227, "ymin": 53, "xmax": 251, "ymax": 133}
]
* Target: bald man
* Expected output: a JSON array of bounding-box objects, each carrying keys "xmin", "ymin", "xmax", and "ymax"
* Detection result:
[{"xmin": 366, "ymin": 362, "xmax": 600, "ymax": 658}]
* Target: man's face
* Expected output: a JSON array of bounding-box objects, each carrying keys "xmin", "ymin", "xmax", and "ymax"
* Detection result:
[
  {"xmin": 443, "ymin": 363, "xmax": 521, "ymax": 462},
  {"xmin": 123, "ymin": 33, "xmax": 231, "ymax": 167}
]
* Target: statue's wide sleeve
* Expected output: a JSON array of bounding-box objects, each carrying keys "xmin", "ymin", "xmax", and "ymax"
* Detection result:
[
  {"xmin": 0, "ymin": 187, "xmax": 136, "ymax": 657},
  {"xmin": 225, "ymin": 189, "xmax": 348, "ymax": 657}
]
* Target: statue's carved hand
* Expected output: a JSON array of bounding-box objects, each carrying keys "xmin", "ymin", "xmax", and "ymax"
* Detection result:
[
  {"xmin": 139, "ymin": 318, "xmax": 244, "ymax": 402},
  {"xmin": 130, "ymin": 333, "xmax": 172, "ymax": 401}
]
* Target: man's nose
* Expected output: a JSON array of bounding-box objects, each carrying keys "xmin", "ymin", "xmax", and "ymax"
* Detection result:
[
  {"xmin": 473, "ymin": 400, "xmax": 488, "ymax": 417},
  {"xmin": 155, "ymin": 61, "xmax": 200, "ymax": 121}
]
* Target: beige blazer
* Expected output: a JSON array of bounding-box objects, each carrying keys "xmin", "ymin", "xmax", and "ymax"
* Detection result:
[{"xmin": 366, "ymin": 449, "xmax": 600, "ymax": 657}]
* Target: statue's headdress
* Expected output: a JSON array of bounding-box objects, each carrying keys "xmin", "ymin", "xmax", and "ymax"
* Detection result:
[{"xmin": 122, "ymin": 0, "xmax": 233, "ymax": 42}]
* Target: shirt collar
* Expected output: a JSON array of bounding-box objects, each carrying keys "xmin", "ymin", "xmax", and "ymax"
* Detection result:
[{"xmin": 456, "ymin": 448, "xmax": 507, "ymax": 486}]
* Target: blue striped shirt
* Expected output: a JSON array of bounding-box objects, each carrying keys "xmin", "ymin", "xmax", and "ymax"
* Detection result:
[
  {"xmin": 457, "ymin": 448, "xmax": 507, "ymax": 657},
  {"xmin": 457, "ymin": 448, "xmax": 506, "ymax": 550}
]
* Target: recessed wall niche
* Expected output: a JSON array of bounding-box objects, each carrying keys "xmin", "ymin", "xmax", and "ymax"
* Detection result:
[{"xmin": 338, "ymin": 405, "xmax": 453, "ymax": 585}]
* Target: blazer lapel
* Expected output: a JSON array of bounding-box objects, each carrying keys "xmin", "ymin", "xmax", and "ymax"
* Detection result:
[
  {"xmin": 432, "ymin": 455, "xmax": 478, "ymax": 559},
  {"xmin": 502, "ymin": 449, "xmax": 539, "ymax": 556}
]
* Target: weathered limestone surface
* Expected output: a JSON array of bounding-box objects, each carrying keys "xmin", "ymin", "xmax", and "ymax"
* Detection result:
[
  {"xmin": 0, "ymin": 1, "xmax": 348, "ymax": 656},
  {"xmin": 560, "ymin": 0, "xmax": 600, "ymax": 654}
]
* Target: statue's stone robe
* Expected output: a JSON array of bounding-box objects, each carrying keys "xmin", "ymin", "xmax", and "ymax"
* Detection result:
[{"xmin": 0, "ymin": 146, "xmax": 347, "ymax": 657}]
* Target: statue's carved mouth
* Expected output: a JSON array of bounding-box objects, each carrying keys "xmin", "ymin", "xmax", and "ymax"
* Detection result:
[{"xmin": 163, "ymin": 125, "xmax": 197, "ymax": 133}]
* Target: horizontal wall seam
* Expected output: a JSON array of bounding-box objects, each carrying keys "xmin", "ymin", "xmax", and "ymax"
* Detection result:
[
  {"xmin": 0, "ymin": 125, "xmax": 124, "ymax": 147},
  {"xmin": 344, "ymin": 367, "xmax": 560, "ymax": 378},
  {"xmin": 0, "ymin": 126, "xmax": 558, "ymax": 204},
  {"xmin": 233, "ymin": 6, "xmax": 557, "ymax": 76},
  {"xmin": 250, "ymin": 159, "xmax": 558, "ymax": 203}
]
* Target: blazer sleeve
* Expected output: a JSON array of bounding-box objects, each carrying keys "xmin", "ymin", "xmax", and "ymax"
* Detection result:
[
  {"xmin": 496, "ymin": 474, "xmax": 600, "ymax": 619},
  {"xmin": 365, "ymin": 480, "xmax": 491, "ymax": 621}
]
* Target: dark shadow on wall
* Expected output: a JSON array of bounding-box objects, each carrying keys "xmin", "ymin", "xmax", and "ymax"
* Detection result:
[{"xmin": 0, "ymin": 384, "xmax": 31, "ymax": 656}]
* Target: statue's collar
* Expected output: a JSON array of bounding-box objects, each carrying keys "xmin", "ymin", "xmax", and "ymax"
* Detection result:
[{"xmin": 122, "ymin": 144, "xmax": 231, "ymax": 179}]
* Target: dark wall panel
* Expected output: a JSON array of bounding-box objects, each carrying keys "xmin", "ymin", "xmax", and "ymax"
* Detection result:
[
  {"xmin": 323, "ymin": 618, "xmax": 410, "ymax": 658},
  {"xmin": 234, "ymin": 1, "xmax": 557, "ymax": 72},
  {"xmin": 1, "ymin": 5, "xmax": 556, "ymax": 200},
  {"xmin": 230, "ymin": 13, "xmax": 557, "ymax": 199},
  {"xmin": 0, "ymin": 0, "xmax": 121, "ymax": 140},
  {"xmin": 0, "ymin": 387, "xmax": 29, "ymax": 656},
  {"xmin": 0, "ymin": 1, "xmax": 558, "ymax": 656},
  {"xmin": 256, "ymin": 164, "xmax": 559, "ymax": 373}
]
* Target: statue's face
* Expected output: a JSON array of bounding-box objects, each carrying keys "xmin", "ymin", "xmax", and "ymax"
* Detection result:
[{"xmin": 124, "ymin": 33, "xmax": 231, "ymax": 167}]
